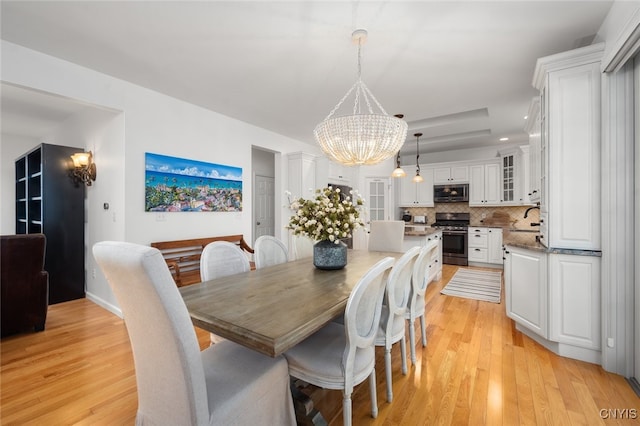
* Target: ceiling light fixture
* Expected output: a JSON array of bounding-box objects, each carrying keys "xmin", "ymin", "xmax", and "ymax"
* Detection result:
[
  {"xmin": 500, "ymin": 137, "xmax": 509, "ymax": 141},
  {"xmin": 391, "ymin": 114, "xmax": 406, "ymax": 178},
  {"xmin": 314, "ymin": 29, "xmax": 408, "ymax": 166},
  {"xmin": 412, "ymin": 133, "xmax": 424, "ymax": 183},
  {"xmin": 391, "ymin": 152, "xmax": 406, "ymax": 178}
]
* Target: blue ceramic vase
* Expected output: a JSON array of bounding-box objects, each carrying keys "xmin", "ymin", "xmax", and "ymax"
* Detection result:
[{"xmin": 313, "ymin": 240, "xmax": 347, "ymax": 270}]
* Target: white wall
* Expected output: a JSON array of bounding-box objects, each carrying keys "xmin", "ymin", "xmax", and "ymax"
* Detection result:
[{"xmin": 1, "ymin": 40, "xmax": 320, "ymax": 315}]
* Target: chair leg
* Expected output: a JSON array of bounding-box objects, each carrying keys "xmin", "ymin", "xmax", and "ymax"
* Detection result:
[
  {"xmin": 400, "ymin": 334, "xmax": 407, "ymax": 375},
  {"xmin": 384, "ymin": 347, "xmax": 393, "ymax": 402},
  {"xmin": 369, "ymin": 369, "xmax": 378, "ymax": 418},
  {"xmin": 420, "ymin": 315, "xmax": 427, "ymax": 347},
  {"xmin": 409, "ymin": 319, "xmax": 417, "ymax": 365},
  {"xmin": 343, "ymin": 391, "xmax": 352, "ymax": 426}
]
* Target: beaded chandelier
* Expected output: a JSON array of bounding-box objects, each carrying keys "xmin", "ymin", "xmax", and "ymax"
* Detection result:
[{"xmin": 314, "ymin": 29, "xmax": 407, "ymax": 166}]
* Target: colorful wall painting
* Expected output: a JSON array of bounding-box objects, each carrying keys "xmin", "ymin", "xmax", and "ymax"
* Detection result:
[{"xmin": 145, "ymin": 152, "xmax": 242, "ymax": 212}]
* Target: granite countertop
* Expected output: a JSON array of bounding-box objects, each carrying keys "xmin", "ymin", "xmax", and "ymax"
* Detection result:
[
  {"xmin": 404, "ymin": 227, "xmax": 441, "ymax": 237},
  {"xmin": 503, "ymin": 230, "xmax": 602, "ymax": 257}
]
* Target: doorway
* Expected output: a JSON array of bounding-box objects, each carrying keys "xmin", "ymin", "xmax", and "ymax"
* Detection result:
[
  {"xmin": 254, "ymin": 175, "xmax": 275, "ymax": 239},
  {"xmin": 251, "ymin": 147, "xmax": 276, "ymax": 243}
]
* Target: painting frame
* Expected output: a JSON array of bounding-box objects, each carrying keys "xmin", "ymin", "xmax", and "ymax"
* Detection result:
[{"xmin": 144, "ymin": 152, "xmax": 243, "ymax": 212}]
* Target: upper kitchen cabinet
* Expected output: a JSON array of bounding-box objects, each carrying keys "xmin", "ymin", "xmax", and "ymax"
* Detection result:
[
  {"xmin": 317, "ymin": 156, "xmax": 354, "ymax": 186},
  {"xmin": 288, "ymin": 152, "xmax": 316, "ymax": 200},
  {"xmin": 525, "ymin": 97, "xmax": 542, "ymax": 203},
  {"xmin": 498, "ymin": 146, "xmax": 530, "ymax": 205},
  {"xmin": 533, "ymin": 43, "xmax": 603, "ymax": 251},
  {"xmin": 398, "ymin": 167, "xmax": 434, "ymax": 207},
  {"xmin": 433, "ymin": 164, "xmax": 469, "ymax": 184},
  {"xmin": 469, "ymin": 161, "xmax": 500, "ymax": 206}
]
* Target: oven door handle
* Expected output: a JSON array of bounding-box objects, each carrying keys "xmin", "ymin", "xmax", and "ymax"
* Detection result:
[{"xmin": 442, "ymin": 230, "xmax": 468, "ymax": 235}]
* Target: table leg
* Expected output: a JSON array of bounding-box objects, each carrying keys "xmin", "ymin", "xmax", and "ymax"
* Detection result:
[{"xmin": 290, "ymin": 379, "xmax": 328, "ymax": 426}]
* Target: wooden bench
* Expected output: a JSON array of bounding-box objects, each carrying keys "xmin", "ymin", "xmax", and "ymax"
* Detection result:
[{"xmin": 151, "ymin": 235, "xmax": 254, "ymax": 287}]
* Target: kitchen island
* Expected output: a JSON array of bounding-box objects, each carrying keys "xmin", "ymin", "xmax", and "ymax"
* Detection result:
[{"xmin": 402, "ymin": 225, "xmax": 443, "ymax": 281}]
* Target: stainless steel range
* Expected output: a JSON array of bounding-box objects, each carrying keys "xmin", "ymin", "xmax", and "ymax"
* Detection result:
[{"xmin": 431, "ymin": 212, "xmax": 470, "ymax": 266}]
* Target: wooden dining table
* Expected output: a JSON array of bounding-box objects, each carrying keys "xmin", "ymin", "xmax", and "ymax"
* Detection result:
[{"xmin": 179, "ymin": 249, "xmax": 400, "ymax": 358}]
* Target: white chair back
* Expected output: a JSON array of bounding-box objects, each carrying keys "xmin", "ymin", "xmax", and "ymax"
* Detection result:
[
  {"xmin": 411, "ymin": 239, "xmax": 440, "ymax": 306},
  {"xmin": 344, "ymin": 257, "xmax": 395, "ymax": 386},
  {"xmin": 368, "ymin": 220, "xmax": 405, "ymax": 253},
  {"xmin": 93, "ymin": 241, "xmax": 209, "ymax": 425},
  {"xmin": 94, "ymin": 241, "xmax": 296, "ymax": 426},
  {"xmin": 376, "ymin": 246, "xmax": 421, "ymax": 401},
  {"xmin": 406, "ymin": 239, "xmax": 440, "ymax": 364},
  {"xmin": 200, "ymin": 241, "xmax": 250, "ymax": 281},
  {"xmin": 254, "ymin": 235, "xmax": 288, "ymax": 268},
  {"xmin": 291, "ymin": 235, "xmax": 314, "ymax": 260}
]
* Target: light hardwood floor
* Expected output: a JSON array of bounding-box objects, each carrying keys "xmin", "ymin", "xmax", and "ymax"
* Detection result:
[{"xmin": 1, "ymin": 265, "xmax": 638, "ymax": 425}]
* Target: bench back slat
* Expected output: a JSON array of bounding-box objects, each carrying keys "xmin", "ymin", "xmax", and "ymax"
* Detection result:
[{"xmin": 151, "ymin": 234, "xmax": 254, "ymax": 287}]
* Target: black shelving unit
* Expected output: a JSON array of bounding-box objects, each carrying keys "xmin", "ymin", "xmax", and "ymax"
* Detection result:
[{"xmin": 15, "ymin": 144, "xmax": 86, "ymax": 304}]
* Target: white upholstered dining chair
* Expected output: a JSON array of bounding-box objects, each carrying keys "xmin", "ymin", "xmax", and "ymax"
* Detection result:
[
  {"xmin": 200, "ymin": 241, "xmax": 251, "ymax": 344},
  {"xmin": 291, "ymin": 234, "xmax": 314, "ymax": 260},
  {"xmin": 254, "ymin": 235, "xmax": 288, "ymax": 268},
  {"xmin": 201, "ymin": 241, "xmax": 251, "ymax": 281},
  {"xmin": 93, "ymin": 241, "xmax": 296, "ymax": 426},
  {"xmin": 283, "ymin": 256, "xmax": 395, "ymax": 426},
  {"xmin": 368, "ymin": 220, "xmax": 406, "ymax": 253},
  {"xmin": 406, "ymin": 239, "xmax": 440, "ymax": 364},
  {"xmin": 375, "ymin": 245, "xmax": 421, "ymax": 402}
]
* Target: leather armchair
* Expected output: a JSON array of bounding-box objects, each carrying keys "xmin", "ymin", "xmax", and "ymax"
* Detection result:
[{"xmin": 1, "ymin": 234, "xmax": 49, "ymax": 337}]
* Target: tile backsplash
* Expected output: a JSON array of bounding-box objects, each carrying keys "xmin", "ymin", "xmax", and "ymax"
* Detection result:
[{"xmin": 402, "ymin": 203, "xmax": 540, "ymax": 229}]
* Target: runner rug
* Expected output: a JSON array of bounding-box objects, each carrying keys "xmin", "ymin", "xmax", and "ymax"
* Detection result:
[{"xmin": 440, "ymin": 268, "xmax": 502, "ymax": 303}]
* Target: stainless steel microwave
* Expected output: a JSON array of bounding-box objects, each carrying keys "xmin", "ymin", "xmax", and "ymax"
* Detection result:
[{"xmin": 433, "ymin": 184, "xmax": 469, "ymax": 203}]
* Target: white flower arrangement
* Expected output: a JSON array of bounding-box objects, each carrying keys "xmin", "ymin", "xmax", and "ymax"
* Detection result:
[{"xmin": 287, "ymin": 186, "xmax": 366, "ymax": 243}]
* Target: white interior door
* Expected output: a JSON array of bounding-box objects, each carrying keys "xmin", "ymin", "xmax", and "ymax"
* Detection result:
[{"xmin": 254, "ymin": 175, "xmax": 274, "ymax": 239}]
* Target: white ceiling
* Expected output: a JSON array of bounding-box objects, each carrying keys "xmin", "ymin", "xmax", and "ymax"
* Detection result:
[{"xmin": 0, "ymin": 1, "xmax": 613, "ymax": 155}]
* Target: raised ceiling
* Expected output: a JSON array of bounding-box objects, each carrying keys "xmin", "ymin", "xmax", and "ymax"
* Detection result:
[{"xmin": 0, "ymin": 1, "xmax": 613, "ymax": 155}]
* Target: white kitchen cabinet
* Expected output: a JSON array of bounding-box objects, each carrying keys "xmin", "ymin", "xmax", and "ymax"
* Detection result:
[
  {"xmin": 327, "ymin": 159, "xmax": 353, "ymax": 185},
  {"xmin": 498, "ymin": 147, "xmax": 530, "ymax": 205},
  {"xmin": 433, "ymin": 165, "xmax": 469, "ymax": 184},
  {"xmin": 504, "ymin": 245, "xmax": 548, "ymax": 338},
  {"xmin": 487, "ymin": 228, "xmax": 503, "ymax": 264},
  {"xmin": 315, "ymin": 156, "xmax": 355, "ymax": 187},
  {"xmin": 533, "ymin": 44, "xmax": 603, "ymax": 250},
  {"xmin": 549, "ymin": 254, "xmax": 601, "ymax": 350},
  {"xmin": 468, "ymin": 227, "xmax": 488, "ymax": 262},
  {"xmin": 398, "ymin": 167, "xmax": 434, "ymax": 207},
  {"xmin": 402, "ymin": 231, "xmax": 442, "ymax": 282},
  {"xmin": 518, "ymin": 145, "xmax": 531, "ymax": 205},
  {"xmin": 525, "ymin": 97, "xmax": 542, "ymax": 203},
  {"xmin": 469, "ymin": 162, "xmax": 501, "ymax": 206},
  {"xmin": 468, "ymin": 226, "xmax": 502, "ymax": 265},
  {"xmin": 287, "ymin": 152, "xmax": 316, "ymax": 200},
  {"xmin": 504, "ymin": 244, "xmax": 602, "ymax": 363}
]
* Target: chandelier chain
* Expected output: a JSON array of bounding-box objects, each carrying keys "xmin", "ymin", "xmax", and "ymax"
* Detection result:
[{"xmin": 314, "ymin": 29, "xmax": 408, "ymax": 166}]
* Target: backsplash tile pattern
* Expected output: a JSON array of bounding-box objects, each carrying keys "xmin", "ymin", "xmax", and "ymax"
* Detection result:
[{"xmin": 403, "ymin": 204, "xmax": 540, "ymax": 229}]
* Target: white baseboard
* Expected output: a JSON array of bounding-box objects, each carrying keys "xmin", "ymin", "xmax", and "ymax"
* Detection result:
[{"xmin": 86, "ymin": 292, "xmax": 122, "ymax": 318}]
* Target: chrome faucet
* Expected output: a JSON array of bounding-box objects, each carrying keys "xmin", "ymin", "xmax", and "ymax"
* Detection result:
[{"xmin": 523, "ymin": 205, "xmax": 540, "ymax": 218}]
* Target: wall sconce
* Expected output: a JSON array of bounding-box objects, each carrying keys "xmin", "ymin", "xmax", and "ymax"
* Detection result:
[{"xmin": 70, "ymin": 151, "xmax": 97, "ymax": 186}]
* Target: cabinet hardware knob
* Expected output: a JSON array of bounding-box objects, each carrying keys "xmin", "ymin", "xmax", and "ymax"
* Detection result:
[
  {"xmin": 505, "ymin": 250, "xmax": 510, "ymax": 254},
  {"xmin": 503, "ymin": 257, "xmax": 506, "ymax": 260}
]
